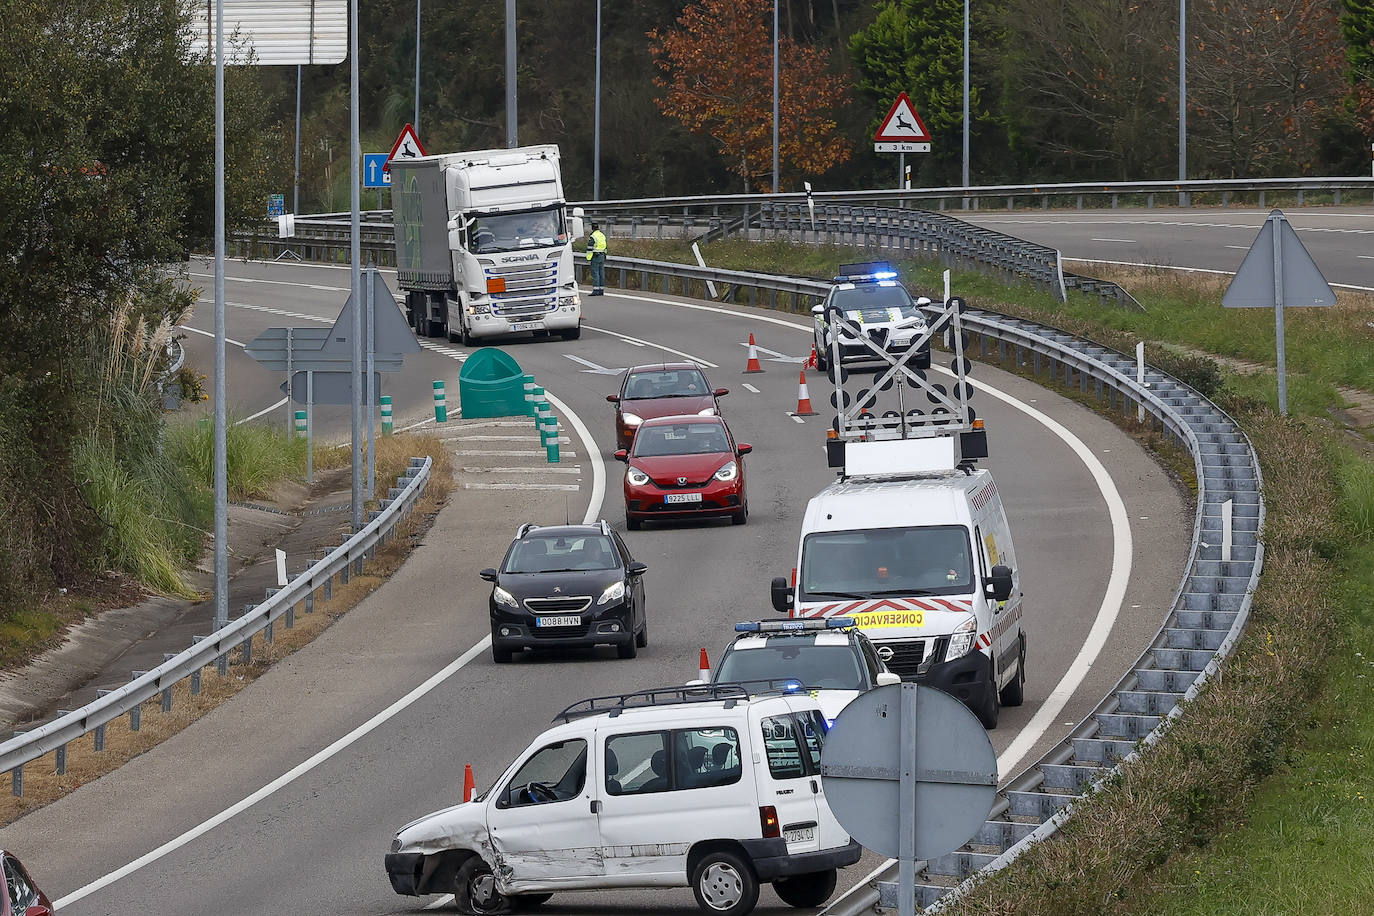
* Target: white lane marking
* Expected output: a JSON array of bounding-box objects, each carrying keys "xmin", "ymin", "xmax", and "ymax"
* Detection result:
[
  {"xmin": 960, "ymin": 216, "xmax": 1374, "ymax": 235},
  {"xmin": 742, "ymin": 383, "xmax": 760, "ymax": 393},
  {"xmin": 583, "ymin": 324, "xmax": 718, "ymax": 368},
  {"xmin": 563, "ymin": 353, "xmax": 626, "ymax": 375},
  {"xmin": 448, "ymin": 449, "xmax": 578, "ymax": 457},
  {"xmin": 396, "ymin": 417, "xmax": 434, "ymax": 433},
  {"xmin": 424, "ymin": 893, "xmax": 454, "ymax": 910},
  {"xmin": 463, "ymin": 467, "xmax": 582, "ymax": 475},
  {"xmin": 235, "ymin": 397, "xmax": 288, "ymax": 425},
  {"xmin": 606, "ymin": 288, "xmax": 1134, "ymax": 777},
  {"xmin": 463, "ymin": 482, "xmax": 581, "ymax": 491},
  {"xmin": 789, "ymin": 414, "xmax": 806, "ymax": 424},
  {"xmin": 1089, "ymin": 237, "xmax": 1136, "ymax": 243},
  {"xmin": 1061, "ymin": 256, "xmax": 1374, "ymax": 293},
  {"xmin": 179, "ymin": 324, "xmax": 245, "ymax": 348},
  {"xmin": 54, "ymin": 635, "xmax": 496, "ymax": 910},
  {"xmin": 188, "ymin": 271, "xmax": 347, "ymax": 293},
  {"xmin": 453, "ymin": 435, "xmax": 570, "ymax": 443},
  {"xmin": 1226, "ymin": 245, "xmax": 1250, "ymax": 250},
  {"xmin": 1359, "ymin": 255, "xmax": 1374, "ymax": 260}
]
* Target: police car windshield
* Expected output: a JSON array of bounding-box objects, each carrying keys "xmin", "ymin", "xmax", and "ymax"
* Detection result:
[
  {"xmin": 632, "ymin": 421, "xmax": 730, "ymax": 457},
  {"xmin": 623, "ymin": 368, "xmax": 710, "ymax": 400},
  {"xmin": 469, "ymin": 205, "xmax": 566, "ymax": 253},
  {"xmin": 716, "ymin": 643, "xmax": 866, "ymax": 690},
  {"xmin": 504, "ymin": 534, "xmax": 620, "ymax": 573},
  {"xmin": 830, "ymin": 284, "xmax": 921, "ymax": 316},
  {"xmin": 800, "ymin": 525, "xmax": 974, "ymax": 600}
]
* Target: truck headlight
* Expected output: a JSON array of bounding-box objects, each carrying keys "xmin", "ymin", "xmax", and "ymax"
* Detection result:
[
  {"xmin": 947, "ymin": 616, "xmax": 978, "ymax": 659},
  {"xmin": 492, "ymin": 586, "xmax": 519, "ymax": 609},
  {"xmin": 626, "ymin": 466, "xmax": 650, "ymax": 486},
  {"xmin": 467, "ymin": 303, "xmax": 491, "ymax": 316},
  {"xmin": 597, "ymin": 581, "xmax": 626, "ymax": 605},
  {"xmin": 558, "ymin": 294, "xmax": 580, "ymax": 308}
]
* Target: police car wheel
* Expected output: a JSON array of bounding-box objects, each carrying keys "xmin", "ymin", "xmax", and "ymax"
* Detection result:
[
  {"xmin": 455, "ymin": 856, "xmax": 514, "ymax": 915},
  {"xmin": 773, "ymin": 868, "xmax": 838, "ymax": 908},
  {"xmin": 691, "ymin": 850, "xmax": 759, "ymax": 916},
  {"xmin": 1000, "ymin": 634, "xmax": 1026, "ymax": 707}
]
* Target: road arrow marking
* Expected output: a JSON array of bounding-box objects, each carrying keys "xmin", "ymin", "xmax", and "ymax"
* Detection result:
[{"xmin": 563, "ymin": 354, "xmax": 626, "ymax": 375}]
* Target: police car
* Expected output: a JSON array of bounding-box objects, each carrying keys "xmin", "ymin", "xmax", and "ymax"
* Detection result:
[
  {"xmin": 697, "ymin": 618, "xmax": 901, "ymax": 723},
  {"xmin": 811, "ymin": 262, "xmax": 933, "ymax": 372}
]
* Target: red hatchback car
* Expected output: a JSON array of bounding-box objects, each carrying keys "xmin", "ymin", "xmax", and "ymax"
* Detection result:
[
  {"xmin": 2, "ymin": 850, "xmax": 53, "ymax": 916},
  {"xmin": 615, "ymin": 415, "xmax": 751, "ymax": 529},
  {"xmin": 607, "ymin": 363, "xmax": 729, "ymax": 450}
]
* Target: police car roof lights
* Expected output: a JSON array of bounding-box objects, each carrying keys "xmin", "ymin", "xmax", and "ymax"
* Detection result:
[
  {"xmin": 833, "ymin": 261, "xmax": 898, "ymax": 284},
  {"xmin": 734, "ymin": 617, "xmax": 856, "ymax": 633}
]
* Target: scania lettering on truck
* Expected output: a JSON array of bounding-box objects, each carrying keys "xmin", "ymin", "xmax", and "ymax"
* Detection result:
[
  {"xmin": 770, "ymin": 287, "xmax": 1026, "ymax": 729},
  {"xmin": 388, "ymin": 145, "xmax": 584, "ymax": 344}
]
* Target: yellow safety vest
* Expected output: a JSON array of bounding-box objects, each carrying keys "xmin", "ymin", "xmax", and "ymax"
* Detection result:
[{"xmin": 586, "ymin": 229, "xmax": 607, "ymax": 260}]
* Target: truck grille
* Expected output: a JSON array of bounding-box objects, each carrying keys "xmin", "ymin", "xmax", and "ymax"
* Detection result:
[
  {"xmin": 524, "ymin": 596, "xmax": 592, "ymax": 613},
  {"xmin": 487, "ymin": 260, "xmax": 558, "ymax": 318},
  {"xmin": 879, "ymin": 638, "xmax": 946, "ymax": 679}
]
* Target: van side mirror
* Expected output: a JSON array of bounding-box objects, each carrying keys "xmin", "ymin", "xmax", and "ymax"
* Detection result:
[
  {"xmin": 479, "ymin": 568, "xmax": 498, "ymax": 582},
  {"xmin": 875, "ymin": 671, "xmax": 902, "ymax": 687},
  {"xmin": 985, "ymin": 564, "xmax": 1013, "ymax": 602},
  {"xmin": 770, "ymin": 576, "xmax": 793, "ymax": 613}
]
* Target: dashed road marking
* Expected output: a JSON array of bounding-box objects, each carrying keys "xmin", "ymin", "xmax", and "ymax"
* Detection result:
[{"xmin": 742, "ymin": 383, "xmax": 761, "ymax": 393}]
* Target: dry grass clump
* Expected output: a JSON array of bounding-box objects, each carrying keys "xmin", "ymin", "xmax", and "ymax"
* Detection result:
[
  {"xmin": 937, "ymin": 412, "xmax": 1343, "ymax": 915},
  {"xmin": 0, "ymin": 433, "xmax": 451, "ymax": 828}
]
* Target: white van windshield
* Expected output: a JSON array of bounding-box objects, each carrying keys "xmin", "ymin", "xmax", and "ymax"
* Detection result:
[{"xmin": 800, "ymin": 525, "xmax": 974, "ymax": 601}]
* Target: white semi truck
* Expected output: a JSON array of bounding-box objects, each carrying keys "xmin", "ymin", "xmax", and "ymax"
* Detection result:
[{"xmin": 387, "ymin": 145, "xmax": 584, "ymax": 344}]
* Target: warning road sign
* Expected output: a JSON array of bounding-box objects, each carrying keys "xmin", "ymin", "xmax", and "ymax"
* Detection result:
[
  {"xmin": 383, "ymin": 123, "xmax": 427, "ymax": 171},
  {"xmin": 874, "ymin": 92, "xmax": 932, "ymax": 153}
]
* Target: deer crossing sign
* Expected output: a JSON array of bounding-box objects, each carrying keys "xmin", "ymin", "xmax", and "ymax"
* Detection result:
[{"xmin": 874, "ymin": 92, "xmax": 932, "ymax": 153}]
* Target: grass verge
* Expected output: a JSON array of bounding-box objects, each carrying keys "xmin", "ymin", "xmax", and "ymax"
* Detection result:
[
  {"xmin": 0, "ymin": 433, "xmax": 451, "ymax": 828},
  {"xmin": 612, "ymin": 238, "xmax": 1374, "ymax": 913}
]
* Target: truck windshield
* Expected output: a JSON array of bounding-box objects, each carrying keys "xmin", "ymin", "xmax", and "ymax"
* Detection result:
[
  {"xmin": 469, "ymin": 206, "xmax": 566, "ymax": 253},
  {"xmin": 799, "ymin": 525, "xmax": 974, "ymax": 600},
  {"xmin": 715, "ymin": 643, "xmax": 866, "ymax": 690}
]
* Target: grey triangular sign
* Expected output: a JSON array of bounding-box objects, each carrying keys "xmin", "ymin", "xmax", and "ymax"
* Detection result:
[
  {"xmin": 1222, "ymin": 210, "xmax": 1336, "ymax": 309},
  {"xmin": 323, "ymin": 270, "xmax": 423, "ymax": 356}
]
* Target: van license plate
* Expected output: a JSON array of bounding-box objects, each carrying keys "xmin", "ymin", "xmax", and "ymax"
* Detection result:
[
  {"xmin": 536, "ymin": 615, "xmax": 581, "ymax": 627},
  {"xmin": 783, "ymin": 826, "xmax": 815, "ymax": 843},
  {"xmin": 511, "ymin": 321, "xmax": 542, "ymax": 331},
  {"xmin": 664, "ymin": 493, "xmax": 702, "ymax": 504}
]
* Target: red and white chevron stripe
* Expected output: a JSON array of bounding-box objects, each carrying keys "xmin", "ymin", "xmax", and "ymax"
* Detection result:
[{"xmin": 796, "ymin": 596, "xmax": 974, "ymax": 619}]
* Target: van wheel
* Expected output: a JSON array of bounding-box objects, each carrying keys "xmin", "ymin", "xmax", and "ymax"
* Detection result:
[
  {"xmin": 773, "ymin": 869, "xmax": 838, "ymax": 908},
  {"xmin": 978, "ymin": 656, "xmax": 1000, "ymax": 729},
  {"xmin": 455, "ymin": 856, "xmax": 513, "ymax": 915},
  {"xmin": 1000, "ymin": 634, "xmax": 1026, "ymax": 707},
  {"xmin": 691, "ymin": 850, "xmax": 759, "ymax": 916}
]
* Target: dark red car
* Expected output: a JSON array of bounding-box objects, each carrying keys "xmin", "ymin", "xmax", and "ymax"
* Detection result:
[
  {"xmin": 615, "ymin": 415, "xmax": 751, "ymax": 529},
  {"xmin": 606, "ymin": 363, "xmax": 729, "ymax": 450},
  {"xmin": 2, "ymin": 851, "xmax": 52, "ymax": 916}
]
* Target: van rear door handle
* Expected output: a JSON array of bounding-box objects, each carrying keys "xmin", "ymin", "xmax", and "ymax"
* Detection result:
[
  {"xmin": 810, "ymin": 779, "xmax": 819, "ymax": 794},
  {"xmin": 590, "ymin": 799, "xmax": 602, "ymax": 814}
]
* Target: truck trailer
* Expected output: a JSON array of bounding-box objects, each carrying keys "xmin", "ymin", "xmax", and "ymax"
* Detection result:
[{"xmin": 388, "ymin": 145, "xmax": 584, "ymax": 344}]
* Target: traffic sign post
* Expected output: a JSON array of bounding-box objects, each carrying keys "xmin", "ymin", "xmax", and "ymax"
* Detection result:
[
  {"xmin": 1222, "ymin": 209, "xmax": 1336, "ymax": 415},
  {"xmin": 821, "ymin": 683, "xmax": 998, "ymax": 916}
]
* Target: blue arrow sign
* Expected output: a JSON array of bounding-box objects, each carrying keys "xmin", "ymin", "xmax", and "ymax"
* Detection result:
[{"xmin": 363, "ymin": 153, "xmax": 391, "ymax": 189}]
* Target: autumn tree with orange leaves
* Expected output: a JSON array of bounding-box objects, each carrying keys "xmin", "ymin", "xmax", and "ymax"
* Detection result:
[{"xmin": 649, "ymin": 0, "xmax": 852, "ymax": 191}]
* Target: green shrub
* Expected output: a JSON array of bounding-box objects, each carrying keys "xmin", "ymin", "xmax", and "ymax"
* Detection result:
[{"xmin": 165, "ymin": 414, "xmax": 306, "ymax": 500}]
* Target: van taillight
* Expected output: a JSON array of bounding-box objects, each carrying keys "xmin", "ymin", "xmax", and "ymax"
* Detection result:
[{"xmin": 760, "ymin": 806, "xmax": 780, "ymax": 838}]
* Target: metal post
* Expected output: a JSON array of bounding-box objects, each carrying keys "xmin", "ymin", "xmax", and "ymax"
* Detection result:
[
  {"xmin": 306, "ymin": 370, "xmax": 314, "ymax": 482},
  {"xmin": 1221, "ymin": 498, "xmax": 1233, "ymax": 562},
  {"xmin": 366, "ymin": 265, "xmax": 376, "ymax": 498},
  {"xmin": 285, "ymin": 327, "xmax": 293, "ymax": 439},
  {"xmin": 962, "ymin": 0, "xmax": 970, "ymax": 196},
  {"xmin": 350, "ymin": 0, "xmax": 363, "ymax": 533},
  {"xmin": 212, "ymin": 0, "xmax": 228, "ymax": 634},
  {"xmin": 897, "ymin": 683, "xmax": 917, "ymax": 916},
  {"xmin": 593, "ymin": 0, "xmax": 601, "ymax": 200},
  {"xmin": 293, "ymin": 65, "xmax": 302, "ymax": 214},
  {"xmin": 1271, "ymin": 211, "xmax": 1288, "ymax": 415},
  {"xmin": 505, "ymin": 0, "xmax": 517, "ymax": 148},
  {"xmin": 771, "ymin": 0, "xmax": 779, "ymax": 194},
  {"xmin": 414, "ymin": 0, "xmax": 422, "ymax": 134},
  {"xmin": 1179, "ymin": 0, "xmax": 1187, "ymax": 205},
  {"xmin": 898, "ymin": 153, "xmax": 905, "ymax": 191},
  {"xmin": 1136, "ymin": 342, "xmax": 1146, "ymax": 423}
]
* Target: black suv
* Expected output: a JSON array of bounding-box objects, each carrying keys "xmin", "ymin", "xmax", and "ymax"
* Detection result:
[{"xmin": 481, "ymin": 522, "xmax": 649, "ymax": 663}]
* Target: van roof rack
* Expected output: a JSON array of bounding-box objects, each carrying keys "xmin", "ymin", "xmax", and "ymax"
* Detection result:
[{"xmin": 553, "ymin": 684, "xmax": 751, "ymax": 723}]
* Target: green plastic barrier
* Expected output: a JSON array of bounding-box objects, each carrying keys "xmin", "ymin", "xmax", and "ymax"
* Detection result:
[{"xmin": 458, "ymin": 347, "xmax": 528, "ymax": 419}]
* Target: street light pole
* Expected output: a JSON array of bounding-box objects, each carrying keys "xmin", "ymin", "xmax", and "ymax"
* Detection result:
[
  {"xmin": 349, "ymin": 0, "xmax": 363, "ymax": 533},
  {"xmin": 593, "ymin": 0, "xmax": 601, "ymax": 200},
  {"xmin": 771, "ymin": 0, "xmax": 779, "ymax": 194},
  {"xmin": 962, "ymin": 0, "xmax": 970, "ymax": 196},
  {"xmin": 505, "ymin": 0, "xmax": 517, "ymax": 147},
  {"xmin": 212, "ymin": 0, "xmax": 227, "ymax": 630},
  {"xmin": 414, "ymin": 0, "xmax": 421, "ymax": 133},
  {"xmin": 293, "ymin": 65, "xmax": 301, "ymax": 214},
  {"xmin": 1179, "ymin": 0, "xmax": 1188, "ymax": 205}
]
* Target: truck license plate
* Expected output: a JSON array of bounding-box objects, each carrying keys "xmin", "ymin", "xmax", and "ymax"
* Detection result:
[
  {"xmin": 664, "ymin": 493, "xmax": 702, "ymax": 504},
  {"xmin": 536, "ymin": 615, "xmax": 581, "ymax": 627},
  {"xmin": 510, "ymin": 321, "xmax": 542, "ymax": 331},
  {"xmin": 783, "ymin": 826, "xmax": 815, "ymax": 843}
]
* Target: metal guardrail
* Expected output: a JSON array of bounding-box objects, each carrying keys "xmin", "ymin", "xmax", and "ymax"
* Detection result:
[{"xmin": 1, "ymin": 457, "xmax": 434, "ymax": 792}]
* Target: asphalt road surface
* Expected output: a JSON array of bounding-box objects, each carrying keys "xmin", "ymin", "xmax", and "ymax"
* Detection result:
[{"xmin": 2, "ymin": 261, "xmax": 1191, "ymax": 915}]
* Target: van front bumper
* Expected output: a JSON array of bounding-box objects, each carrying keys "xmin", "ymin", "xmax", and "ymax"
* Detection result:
[
  {"xmin": 919, "ymin": 650, "xmax": 994, "ymax": 714},
  {"xmin": 384, "ymin": 851, "xmax": 425, "ymax": 896},
  {"xmin": 741, "ymin": 837, "xmax": 863, "ymax": 881}
]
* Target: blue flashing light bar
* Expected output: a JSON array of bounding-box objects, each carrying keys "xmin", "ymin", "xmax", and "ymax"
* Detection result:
[
  {"xmin": 734, "ymin": 617, "xmax": 856, "ymax": 632},
  {"xmin": 833, "ymin": 261, "xmax": 897, "ymax": 284}
]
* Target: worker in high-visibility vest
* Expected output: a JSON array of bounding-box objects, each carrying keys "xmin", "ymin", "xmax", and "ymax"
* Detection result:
[{"xmin": 586, "ymin": 223, "xmax": 608, "ymax": 296}]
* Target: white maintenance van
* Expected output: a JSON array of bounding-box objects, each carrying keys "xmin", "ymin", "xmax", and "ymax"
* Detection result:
[
  {"xmin": 387, "ymin": 145, "xmax": 584, "ymax": 344},
  {"xmin": 770, "ymin": 286, "xmax": 1025, "ymax": 729}
]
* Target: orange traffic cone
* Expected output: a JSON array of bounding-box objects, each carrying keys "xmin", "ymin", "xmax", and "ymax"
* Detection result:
[
  {"xmin": 805, "ymin": 344, "xmax": 818, "ymax": 371},
  {"xmin": 793, "ymin": 370, "xmax": 817, "ymax": 416},
  {"xmin": 462, "ymin": 764, "xmax": 476, "ymax": 802},
  {"xmin": 743, "ymin": 333, "xmax": 764, "ymax": 374},
  {"xmin": 699, "ymin": 648, "xmax": 711, "ymax": 682}
]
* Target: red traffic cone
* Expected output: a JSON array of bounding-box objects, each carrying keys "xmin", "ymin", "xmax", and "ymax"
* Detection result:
[
  {"xmin": 805, "ymin": 344, "xmax": 818, "ymax": 371},
  {"xmin": 698, "ymin": 648, "xmax": 711, "ymax": 682},
  {"xmin": 462, "ymin": 764, "xmax": 476, "ymax": 802},
  {"xmin": 793, "ymin": 370, "xmax": 817, "ymax": 416},
  {"xmin": 743, "ymin": 333, "xmax": 764, "ymax": 374}
]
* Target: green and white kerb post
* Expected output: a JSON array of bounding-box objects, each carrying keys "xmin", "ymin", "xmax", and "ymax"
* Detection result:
[
  {"xmin": 380, "ymin": 395, "xmax": 393, "ymax": 435},
  {"xmin": 522, "ymin": 374, "xmax": 537, "ymax": 417},
  {"xmin": 530, "ymin": 387, "xmax": 545, "ymax": 427},
  {"xmin": 295, "ymin": 410, "xmax": 307, "ymax": 436},
  {"xmin": 536, "ymin": 402, "xmax": 560, "ymax": 463},
  {"xmin": 433, "ymin": 380, "xmax": 447, "ymax": 423}
]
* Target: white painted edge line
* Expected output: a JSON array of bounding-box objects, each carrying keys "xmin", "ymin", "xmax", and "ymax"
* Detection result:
[
  {"xmin": 582, "ymin": 324, "xmax": 719, "ymax": 369},
  {"xmin": 54, "ymin": 635, "xmax": 495, "ymax": 910},
  {"xmin": 462, "ymin": 466, "xmax": 582, "ymax": 475},
  {"xmin": 1060, "ymin": 256, "xmax": 1374, "ymax": 293},
  {"xmin": 448, "ymin": 449, "xmax": 579, "ymax": 457},
  {"xmin": 463, "ymin": 483, "xmax": 582, "ymax": 492},
  {"xmin": 743, "ymin": 383, "xmax": 761, "ymax": 393},
  {"xmin": 179, "ymin": 324, "xmax": 244, "ymax": 349},
  {"xmin": 1088, "ymin": 237, "xmax": 1137, "ymax": 243},
  {"xmin": 396, "ymin": 417, "xmax": 435, "ymax": 433},
  {"xmin": 234, "ymin": 397, "xmax": 288, "ymax": 426}
]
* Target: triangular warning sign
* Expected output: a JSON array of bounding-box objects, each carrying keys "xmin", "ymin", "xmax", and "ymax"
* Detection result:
[
  {"xmin": 383, "ymin": 123, "xmax": 427, "ymax": 171},
  {"xmin": 1222, "ymin": 210, "xmax": 1336, "ymax": 309},
  {"xmin": 874, "ymin": 93, "xmax": 932, "ymax": 142}
]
